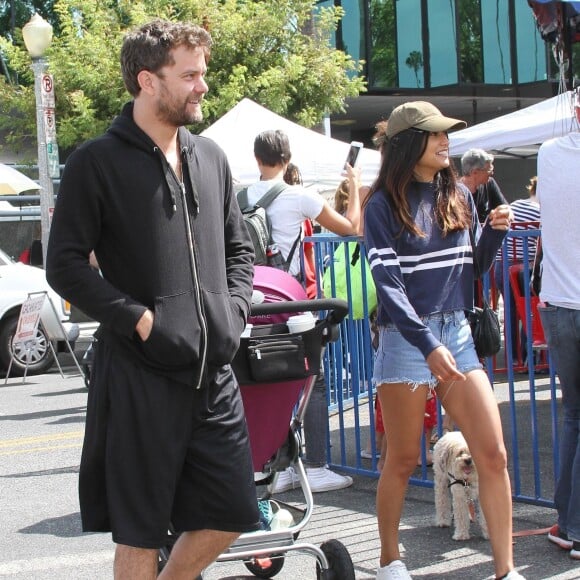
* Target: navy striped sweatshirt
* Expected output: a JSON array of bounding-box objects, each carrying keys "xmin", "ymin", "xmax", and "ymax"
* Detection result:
[{"xmin": 364, "ymin": 181, "xmax": 506, "ymax": 359}]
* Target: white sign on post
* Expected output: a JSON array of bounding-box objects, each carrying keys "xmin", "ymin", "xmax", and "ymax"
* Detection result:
[
  {"xmin": 40, "ymin": 73, "xmax": 55, "ymax": 108},
  {"xmin": 14, "ymin": 294, "xmax": 46, "ymax": 344},
  {"xmin": 43, "ymin": 109, "xmax": 56, "ymax": 142}
]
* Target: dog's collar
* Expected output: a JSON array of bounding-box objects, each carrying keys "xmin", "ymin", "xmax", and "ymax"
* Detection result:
[{"xmin": 447, "ymin": 472, "xmax": 470, "ymax": 489}]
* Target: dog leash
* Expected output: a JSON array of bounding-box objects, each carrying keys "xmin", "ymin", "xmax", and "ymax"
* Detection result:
[
  {"xmin": 512, "ymin": 526, "xmax": 551, "ymax": 538},
  {"xmin": 447, "ymin": 473, "xmax": 477, "ymax": 521},
  {"xmin": 446, "ymin": 474, "xmax": 551, "ymax": 539}
]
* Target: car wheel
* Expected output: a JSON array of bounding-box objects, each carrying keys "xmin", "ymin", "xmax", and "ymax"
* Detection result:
[{"xmin": 0, "ymin": 314, "xmax": 55, "ymax": 376}]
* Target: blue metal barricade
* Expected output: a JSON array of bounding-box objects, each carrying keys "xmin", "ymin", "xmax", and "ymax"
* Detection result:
[{"xmin": 306, "ymin": 230, "xmax": 559, "ymax": 507}]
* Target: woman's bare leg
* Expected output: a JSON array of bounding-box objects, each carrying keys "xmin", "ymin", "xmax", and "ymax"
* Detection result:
[
  {"xmin": 376, "ymin": 383, "xmax": 428, "ymax": 566},
  {"xmin": 438, "ymin": 369, "xmax": 515, "ymax": 578}
]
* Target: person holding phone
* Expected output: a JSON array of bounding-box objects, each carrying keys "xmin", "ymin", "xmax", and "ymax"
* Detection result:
[{"xmin": 248, "ymin": 129, "xmax": 361, "ymax": 492}]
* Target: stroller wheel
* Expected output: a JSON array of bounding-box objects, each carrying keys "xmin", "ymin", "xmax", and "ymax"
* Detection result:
[
  {"xmin": 244, "ymin": 554, "xmax": 285, "ymax": 578},
  {"xmin": 316, "ymin": 539, "xmax": 355, "ymax": 580}
]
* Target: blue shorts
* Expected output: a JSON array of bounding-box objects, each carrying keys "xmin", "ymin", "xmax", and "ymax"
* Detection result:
[{"xmin": 373, "ymin": 310, "xmax": 482, "ymax": 389}]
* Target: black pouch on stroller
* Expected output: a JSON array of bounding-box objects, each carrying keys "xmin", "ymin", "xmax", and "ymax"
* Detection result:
[
  {"xmin": 234, "ymin": 321, "xmax": 323, "ymax": 385},
  {"xmin": 247, "ymin": 334, "xmax": 310, "ymax": 382}
]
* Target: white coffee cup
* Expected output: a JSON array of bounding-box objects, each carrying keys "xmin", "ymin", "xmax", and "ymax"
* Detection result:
[{"xmin": 286, "ymin": 313, "xmax": 315, "ymax": 334}]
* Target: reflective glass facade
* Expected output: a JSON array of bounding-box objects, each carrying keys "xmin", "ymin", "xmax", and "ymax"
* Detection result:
[{"xmin": 336, "ymin": 0, "xmax": 551, "ymax": 92}]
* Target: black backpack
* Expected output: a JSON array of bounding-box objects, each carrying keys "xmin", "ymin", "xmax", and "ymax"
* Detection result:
[{"xmin": 237, "ymin": 183, "xmax": 288, "ymax": 265}]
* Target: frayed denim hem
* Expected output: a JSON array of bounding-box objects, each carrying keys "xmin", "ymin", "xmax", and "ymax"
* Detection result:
[{"xmin": 374, "ymin": 379, "xmax": 437, "ymax": 392}]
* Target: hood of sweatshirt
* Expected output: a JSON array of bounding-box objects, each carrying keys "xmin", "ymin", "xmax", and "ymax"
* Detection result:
[{"xmin": 107, "ymin": 102, "xmax": 200, "ymax": 215}]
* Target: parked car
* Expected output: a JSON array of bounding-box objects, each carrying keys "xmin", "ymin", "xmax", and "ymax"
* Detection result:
[{"xmin": 0, "ymin": 247, "xmax": 78, "ymax": 376}]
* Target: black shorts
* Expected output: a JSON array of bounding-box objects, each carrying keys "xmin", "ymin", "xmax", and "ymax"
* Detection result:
[{"xmin": 79, "ymin": 339, "xmax": 260, "ymax": 548}]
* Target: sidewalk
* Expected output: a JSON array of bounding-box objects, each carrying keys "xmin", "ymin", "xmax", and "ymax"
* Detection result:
[
  {"xmin": 32, "ymin": 355, "xmax": 579, "ymax": 579},
  {"xmin": 203, "ymin": 467, "xmax": 576, "ymax": 579},
  {"xmin": 204, "ymin": 374, "xmax": 578, "ymax": 579}
]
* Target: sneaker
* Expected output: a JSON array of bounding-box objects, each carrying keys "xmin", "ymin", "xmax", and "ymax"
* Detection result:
[
  {"xmin": 501, "ymin": 572, "xmax": 526, "ymax": 580},
  {"xmin": 361, "ymin": 449, "xmax": 380, "ymax": 459},
  {"xmin": 272, "ymin": 467, "xmax": 300, "ymax": 493},
  {"xmin": 257, "ymin": 499, "xmax": 273, "ymax": 530},
  {"xmin": 571, "ymin": 541, "xmax": 580, "ymax": 560},
  {"xmin": 306, "ymin": 466, "xmax": 353, "ymax": 493},
  {"xmin": 548, "ymin": 523, "xmax": 573, "ymax": 550},
  {"xmin": 376, "ymin": 559, "xmax": 412, "ymax": 579}
]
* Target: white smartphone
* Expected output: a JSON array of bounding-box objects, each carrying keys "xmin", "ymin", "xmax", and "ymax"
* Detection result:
[{"xmin": 344, "ymin": 141, "xmax": 363, "ymax": 169}]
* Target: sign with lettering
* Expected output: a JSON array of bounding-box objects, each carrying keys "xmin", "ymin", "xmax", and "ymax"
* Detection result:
[
  {"xmin": 40, "ymin": 73, "xmax": 55, "ymax": 108},
  {"xmin": 14, "ymin": 294, "xmax": 46, "ymax": 344}
]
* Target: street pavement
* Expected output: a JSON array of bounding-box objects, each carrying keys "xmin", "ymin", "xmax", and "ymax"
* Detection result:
[{"xmin": 1, "ymin": 352, "xmax": 579, "ymax": 579}]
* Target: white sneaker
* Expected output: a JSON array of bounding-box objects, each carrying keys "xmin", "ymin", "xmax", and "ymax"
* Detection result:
[
  {"xmin": 376, "ymin": 560, "xmax": 412, "ymax": 579},
  {"xmin": 502, "ymin": 572, "xmax": 526, "ymax": 580},
  {"xmin": 272, "ymin": 467, "xmax": 300, "ymax": 493},
  {"xmin": 306, "ymin": 466, "xmax": 353, "ymax": 493},
  {"xmin": 361, "ymin": 449, "xmax": 380, "ymax": 459}
]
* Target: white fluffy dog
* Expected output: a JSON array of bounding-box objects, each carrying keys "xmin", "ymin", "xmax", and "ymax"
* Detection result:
[{"xmin": 433, "ymin": 431, "xmax": 488, "ymax": 541}]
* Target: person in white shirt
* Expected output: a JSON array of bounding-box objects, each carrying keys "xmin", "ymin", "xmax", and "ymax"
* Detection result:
[
  {"xmin": 245, "ymin": 130, "xmax": 361, "ymax": 276},
  {"xmin": 537, "ymin": 90, "xmax": 580, "ymax": 561},
  {"xmin": 246, "ymin": 129, "xmax": 360, "ymax": 493}
]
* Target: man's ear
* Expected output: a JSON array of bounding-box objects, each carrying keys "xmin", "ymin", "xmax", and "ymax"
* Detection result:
[{"xmin": 137, "ymin": 70, "xmax": 156, "ymax": 95}]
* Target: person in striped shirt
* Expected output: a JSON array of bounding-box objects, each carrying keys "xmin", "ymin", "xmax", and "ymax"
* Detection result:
[
  {"xmin": 495, "ymin": 176, "xmax": 541, "ymax": 363},
  {"xmin": 364, "ymin": 101, "xmax": 524, "ymax": 580},
  {"xmin": 506, "ymin": 176, "xmax": 541, "ymax": 262}
]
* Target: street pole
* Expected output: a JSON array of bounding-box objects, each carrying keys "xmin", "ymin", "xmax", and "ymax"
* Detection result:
[
  {"xmin": 31, "ymin": 56, "xmax": 54, "ymax": 268},
  {"xmin": 22, "ymin": 13, "xmax": 55, "ymax": 269}
]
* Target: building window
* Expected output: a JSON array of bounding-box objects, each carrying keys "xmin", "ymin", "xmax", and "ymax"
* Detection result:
[
  {"xmin": 396, "ymin": 0, "xmax": 424, "ymax": 88},
  {"xmin": 341, "ymin": 0, "xmax": 365, "ymax": 63},
  {"xmin": 458, "ymin": 0, "xmax": 483, "ymax": 83},
  {"xmin": 515, "ymin": 0, "xmax": 547, "ymax": 82},
  {"xmin": 481, "ymin": 0, "xmax": 512, "ymax": 83},
  {"xmin": 428, "ymin": 0, "xmax": 459, "ymax": 87},
  {"xmin": 362, "ymin": 0, "xmax": 549, "ymax": 91},
  {"xmin": 368, "ymin": 0, "xmax": 397, "ymax": 88}
]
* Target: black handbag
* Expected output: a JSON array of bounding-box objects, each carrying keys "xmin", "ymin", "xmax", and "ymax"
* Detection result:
[
  {"xmin": 467, "ymin": 302, "xmax": 502, "ymax": 358},
  {"xmin": 467, "ymin": 228, "xmax": 502, "ymax": 358}
]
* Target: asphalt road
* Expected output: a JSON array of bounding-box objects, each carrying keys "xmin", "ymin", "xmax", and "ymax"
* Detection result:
[{"xmin": 1, "ymin": 355, "xmax": 579, "ymax": 579}]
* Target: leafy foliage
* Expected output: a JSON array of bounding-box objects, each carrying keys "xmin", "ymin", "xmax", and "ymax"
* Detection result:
[
  {"xmin": 0, "ymin": 0, "xmax": 58, "ymax": 40},
  {"xmin": 0, "ymin": 0, "xmax": 365, "ymax": 152}
]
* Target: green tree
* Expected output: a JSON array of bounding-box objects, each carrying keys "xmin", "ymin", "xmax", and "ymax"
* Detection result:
[
  {"xmin": 0, "ymin": 0, "xmax": 365, "ymax": 152},
  {"xmin": 0, "ymin": 0, "xmax": 58, "ymax": 40}
]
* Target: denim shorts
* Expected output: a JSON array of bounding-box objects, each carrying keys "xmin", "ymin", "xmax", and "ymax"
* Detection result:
[{"xmin": 373, "ymin": 310, "xmax": 482, "ymax": 389}]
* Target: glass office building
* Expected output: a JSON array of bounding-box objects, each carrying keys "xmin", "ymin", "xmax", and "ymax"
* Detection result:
[{"xmin": 320, "ymin": 0, "xmax": 577, "ymax": 138}]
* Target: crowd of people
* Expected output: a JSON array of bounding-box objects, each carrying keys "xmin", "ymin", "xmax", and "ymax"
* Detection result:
[{"xmin": 44, "ymin": 16, "xmax": 576, "ymax": 580}]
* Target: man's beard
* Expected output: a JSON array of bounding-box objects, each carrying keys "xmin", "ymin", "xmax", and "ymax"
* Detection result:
[{"xmin": 157, "ymin": 87, "xmax": 203, "ymax": 126}]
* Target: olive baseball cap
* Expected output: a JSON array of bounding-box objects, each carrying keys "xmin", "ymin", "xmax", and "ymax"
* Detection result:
[{"xmin": 386, "ymin": 101, "xmax": 466, "ymax": 138}]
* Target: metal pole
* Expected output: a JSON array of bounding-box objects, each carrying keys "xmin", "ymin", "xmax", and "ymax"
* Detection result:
[{"xmin": 31, "ymin": 56, "xmax": 54, "ymax": 268}]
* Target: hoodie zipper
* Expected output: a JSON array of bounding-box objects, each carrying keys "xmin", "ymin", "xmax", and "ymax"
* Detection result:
[
  {"xmin": 155, "ymin": 144, "xmax": 208, "ymax": 389},
  {"xmin": 178, "ymin": 178, "xmax": 208, "ymax": 389}
]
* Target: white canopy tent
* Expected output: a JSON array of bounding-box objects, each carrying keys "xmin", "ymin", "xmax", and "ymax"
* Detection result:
[
  {"xmin": 200, "ymin": 98, "xmax": 380, "ymax": 191},
  {"xmin": 449, "ymin": 90, "xmax": 579, "ymax": 157}
]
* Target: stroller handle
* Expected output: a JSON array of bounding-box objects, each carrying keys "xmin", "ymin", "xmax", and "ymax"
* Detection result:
[{"xmin": 250, "ymin": 298, "xmax": 349, "ymax": 325}]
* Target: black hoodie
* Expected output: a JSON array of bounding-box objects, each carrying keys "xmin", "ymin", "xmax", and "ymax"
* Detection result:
[{"xmin": 47, "ymin": 102, "xmax": 255, "ymax": 387}]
